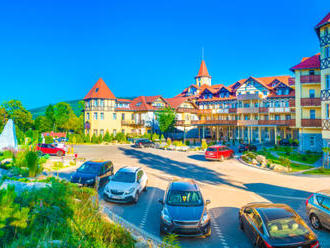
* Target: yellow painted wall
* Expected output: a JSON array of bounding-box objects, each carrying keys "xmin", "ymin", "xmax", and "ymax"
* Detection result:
[
  {"xmin": 302, "ymin": 108, "xmax": 321, "ymax": 119},
  {"xmin": 301, "ymin": 84, "xmax": 321, "ymax": 98}
]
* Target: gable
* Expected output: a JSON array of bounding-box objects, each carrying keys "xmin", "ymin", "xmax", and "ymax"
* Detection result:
[{"xmin": 236, "ymin": 78, "xmax": 269, "ymax": 94}]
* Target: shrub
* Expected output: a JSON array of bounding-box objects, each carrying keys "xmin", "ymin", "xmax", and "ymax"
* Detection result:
[
  {"xmin": 152, "ymin": 133, "xmax": 159, "ymax": 142},
  {"xmin": 98, "ymin": 134, "xmax": 103, "ymax": 144},
  {"xmin": 161, "ymin": 134, "xmax": 165, "ymax": 141},
  {"xmin": 185, "ymin": 140, "xmax": 190, "ymax": 146},
  {"xmin": 84, "ymin": 134, "xmax": 91, "ymax": 143},
  {"xmin": 201, "ymin": 139, "xmax": 208, "ymax": 150},
  {"xmin": 103, "ymin": 131, "xmax": 111, "ymax": 142},
  {"xmin": 167, "ymin": 138, "xmax": 172, "ymax": 146},
  {"xmin": 25, "ymin": 151, "xmax": 41, "ymax": 177},
  {"xmin": 44, "ymin": 136, "xmax": 53, "ymax": 144},
  {"xmin": 173, "ymin": 140, "xmax": 183, "ymax": 147},
  {"xmin": 115, "ymin": 133, "xmax": 126, "ymax": 143},
  {"xmin": 91, "ymin": 134, "xmax": 98, "ymax": 144}
]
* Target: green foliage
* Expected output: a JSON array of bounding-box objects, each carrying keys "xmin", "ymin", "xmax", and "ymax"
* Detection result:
[
  {"xmin": 173, "ymin": 140, "xmax": 183, "ymax": 146},
  {"xmin": 156, "ymin": 107, "xmax": 176, "ymax": 134},
  {"xmin": 167, "ymin": 137, "xmax": 172, "ymax": 146},
  {"xmin": 152, "ymin": 133, "xmax": 159, "ymax": 142},
  {"xmin": 91, "ymin": 134, "xmax": 98, "ymax": 144},
  {"xmin": 185, "ymin": 140, "xmax": 190, "ymax": 146},
  {"xmin": 160, "ymin": 234, "xmax": 180, "ymax": 248},
  {"xmin": 44, "ymin": 135, "xmax": 54, "ymax": 144},
  {"xmin": 103, "ymin": 131, "xmax": 112, "ymax": 142},
  {"xmin": 34, "ymin": 116, "xmax": 52, "ymax": 132},
  {"xmin": 115, "ymin": 133, "xmax": 126, "ymax": 143},
  {"xmin": 98, "ymin": 134, "xmax": 103, "ymax": 144},
  {"xmin": 2, "ymin": 100, "xmax": 33, "ymax": 132},
  {"xmin": 0, "ymin": 179, "xmax": 135, "ymax": 247},
  {"xmin": 201, "ymin": 139, "xmax": 208, "ymax": 150},
  {"xmin": 279, "ymin": 156, "xmax": 291, "ymax": 172},
  {"xmin": 84, "ymin": 134, "xmax": 91, "ymax": 143},
  {"xmin": 161, "ymin": 134, "xmax": 165, "ymax": 141},
  {"xmin": 25, "ymin": 151, "xmax": 42, "ymax": 177}
]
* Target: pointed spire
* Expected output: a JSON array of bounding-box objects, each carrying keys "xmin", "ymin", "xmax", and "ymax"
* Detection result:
[
  {"xmin": 195, "ymin": 60, "xmax": 211, "ymax": 78},
  {"xmin": 84, "ymin": 78, "xmax": 116, "ymax": 100}
]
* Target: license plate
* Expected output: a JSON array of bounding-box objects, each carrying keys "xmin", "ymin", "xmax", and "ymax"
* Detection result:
[{"xmin": 111, "ymin": 195, "xmax": 122, "ymax": 199}]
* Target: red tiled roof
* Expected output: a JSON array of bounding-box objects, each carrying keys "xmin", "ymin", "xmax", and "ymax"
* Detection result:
[
  {"xmin": 84, "ymin": 78, "xmax": 116, "ymax": 100},
  {"xmin": 42, "ymin": 132, "xmax": 66, "ymax": 138},
  {"xmin": 129, "ymin": 95, "xmax": 167, "ymax": 111},
  {"xmin": 166, "ymin": 97, "xmax": 188, "ymax": 109},
  {"xmin": 290, "ymin": 54, "xmax": 320, "ymax": 71},
  {"xmin": 196, "ymin": 96, "xmax": 236, "ymax": 102},
  {"xmin": 315, "ymin": 12, "xmax": 330, "ymax": 29},
  {"xmin": 117, "ymin": 98, "xmax": 132, "ymax": 102},
  {"xmin": 268, "ymin": 90, "xmax": 295, "ymax": 98},
  {"xmin": 195, "ymin": 60, "xmax": 211, "ymax": 78}
]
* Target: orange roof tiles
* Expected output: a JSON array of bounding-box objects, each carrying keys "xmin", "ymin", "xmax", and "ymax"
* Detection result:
[
  {"xmin": 166, "ymin": 96, "xmax": 189, "ymax": 109},
  {"xmin": 196, "ymin": 60, "xmax": 211, "ymax": 78},
  {"xmin": 84, "ymin": 78, "xmax": 116, "ymax": 100},
  {"xmin": 290, "ymin": 54, "xmax": 320, "ymax": 71}
]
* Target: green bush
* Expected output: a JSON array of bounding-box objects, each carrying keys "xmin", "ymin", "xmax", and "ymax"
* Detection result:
[
  {"xmin": 44, "ymin": 136, "xmax": 53, "ymax": 144},
  {"xmin": 84, "ymin": 134, "xmax": 91, "ymax": 143},
  {"xmin": 173, "ymin": 141, "xmax": 183, "ymax": 147},
  {"xmin": 98, "ymin": 134, "xmax": 103, "ymax": 144},
  {"xmin": 161, "ymin": 134, "xmax": 165, "ymax": 141},
  {"xmin": 103, "ymin": 131, "xmax": 112, "ymax": 142},
  {"xmin": 201, "ymin": 139, "xmax": 208, "ymax": 150},
  {"xmin": 115, "ymin": 133, "xmax": 126, "ymax": 143},
  {"xmin": 152, "ymin": 133, "xmax": 159, "ymax": 142},
  {"xmin": 167, "ymin": 138, "xmax": 172, "ymax": 146},
  {"xmin": 91, "ymin": 134, "xmax": 98, "ymax": 144},
  {"xmin": 185, "ymin": 140, "xmax": 190, "ymax": 146},
  {"xmin": 25, "ymin": 151, "xmax": 42, "ymax": 177}
]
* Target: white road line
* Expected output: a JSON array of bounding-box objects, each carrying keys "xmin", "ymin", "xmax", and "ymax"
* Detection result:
[
  {"xmin": 209, "ymin": 210, "xmax": 230, "ymax": 248},
  {"xmin": 139, "ymin": 188, "xmax": 156, "ymax": 228}
]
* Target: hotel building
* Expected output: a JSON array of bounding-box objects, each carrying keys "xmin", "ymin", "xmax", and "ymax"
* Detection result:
[{"xmin": 83, "ymin": 12, "xmax": 330, "ymax": 153}]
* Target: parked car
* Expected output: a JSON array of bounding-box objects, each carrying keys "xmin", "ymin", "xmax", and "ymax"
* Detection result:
[
  {"xmin": 279, "ymin": 139, "xmax": 291, "ymax": 146},
  {"xmin": 159, "ymin": 179, "xmax": 211, "ymax": 237},
  {"xmin": 70, "ymin": 160, "xmax": 114, "ymax": 187},
  {"xmin": 205, "ymin": 145, "xmax": 234, "ymax": 161},
  {"xmin": 134, "ymin": 139, "xmax": 155, "ymax": 148},
  {"xmin": 239, "ymin": 203, "xmax": 319, "ymax": 248},
  {"xmin": 306, "ymin": 189, "xmax": 330, "ymax": 230},
  {"xmin": 103, "ymin": 167, "xmax": 147, "ymax": 203},
  {"xmin": 238, "ymin": 143, "xmax": 257, "ymax": 153},
  {"xmin": 36, "ymin": 143, "xmax": 66, "ymax": 156},
  {"xmin": 53, "ymin": 143, "xmax": 68, "ymax": 152}
]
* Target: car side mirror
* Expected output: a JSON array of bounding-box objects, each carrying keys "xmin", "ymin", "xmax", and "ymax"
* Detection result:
[
  {"xmin": 158, "ymin": 199, "xmax": 164, "ymax": 204},
  {"xmin": 205, "ymin": 200, "xmax": 211, "ymax": 205}
]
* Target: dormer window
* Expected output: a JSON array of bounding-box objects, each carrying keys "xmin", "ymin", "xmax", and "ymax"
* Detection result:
[
  {"xmin": 136, "ymin": 102, "xmax": 141, "ymax": 107},
  {"xmin": 95, "ymin": 88, "xmax": 99, "ymax": 92},
  {"xmin": 309, "ymin": 70, "xmax": 315, "ymax": 75}
]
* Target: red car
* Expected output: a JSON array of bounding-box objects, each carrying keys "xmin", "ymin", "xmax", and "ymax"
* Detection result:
[
  {"xmin": 36, "ymin": 144, "xmax": 66, "ymax": 156},
  {"xmin": 205, "ymin": 145, "xmax": 234, "ymax": 161}
]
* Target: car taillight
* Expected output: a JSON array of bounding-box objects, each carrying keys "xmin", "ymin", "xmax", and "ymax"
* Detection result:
[
  {"xmin": 264, "ymin": 240, "xmax": 273, "ymax": 248},
  {"xmin": 311, "ymin": 241, "xmax": 319, "ymax": 248},
  {"xmin": 306, "ymin": 194, "xmax": 314, "ymax": 206}
]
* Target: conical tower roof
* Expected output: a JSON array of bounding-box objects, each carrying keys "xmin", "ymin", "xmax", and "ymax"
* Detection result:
[
  {"xmin": 84, "ymin": 78, "xmax": 116, "ymax": 100},
  {"xmin": 195, "ymin": 60, "xmax": 211, "ymax": 78}
]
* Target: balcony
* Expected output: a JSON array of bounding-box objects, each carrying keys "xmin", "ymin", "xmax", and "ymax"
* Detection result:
[
  {"xmin": 237, "ymin": 120, "xmax": 259, "ymax": 126},
  {"xmin": 259, "ymin": 107, "xmax": 268, "ymax": 113},
  {"xmin": 301, "ymin": 119, "xmax": 321, "ymax": 128},
  {"xmin": 176, "ymin": 107, "xmax": 198, "ymax": 113},
  {"xmin": 229, "ymin": 108, "xmax": 237, "ymax": 113},
  {"xmin": 214, "ymin": 109, "xmax": 229, "ymax": 114},
  {"xmin": 289, "ymin": 99, "xmax": 295, "ymax": 107},
  {"xmin": 300, "ymin": 75, "xmax": 321, "ymax": 83},
  {"xmin": 85, "ymin": 106, "xmax": 114, "ymax": 111},
  {"xmin": 321, "ymin": 89, "xmax": 330, "ymax": 101},
  {"xmin": 121, "ymin": 120, "xmax": 145, "ymax": 126},
  {"xmin": 268, "ymin": 107, "xmax": 290, "ymax": 113},
  {"xmin": 258, "ymin": 120, "xmax": 295, "ymax": 126},
  {"xmin": 191, "ymin": 120, "xmax": 237, "ymax": 125},
  {"xmin": 198, "ymin": 109, "xmax": 213, "ymax": 114},
  {"xmin": 237, "ymin": 93, "xmax": 260, "ymax": 101},
  {"xmin": 300, "ymin": 98, "xmax": 321, "ymax": 107},
  {"xmin": 237, "ymin": 107, "xmax": 259, "ymax": 114}
]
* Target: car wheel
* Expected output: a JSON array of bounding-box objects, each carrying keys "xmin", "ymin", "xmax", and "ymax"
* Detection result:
[
  {"xmin": 310, "ymin": 214, "xmax": 322, "ymax": 230},
  {"xmin": 204, "ymin": 226, "xmax": 211, "ymax": 237},
  {"xmin": 133, "ymin": 192, "xmax": 139, "ymax": 203},
  {"xmin": 57, "ymin": 151, "xmax": 63, "ymax": 156},
  {"xmin": 143, "ymin": 182, "xmax": 148, "ymax": 192}
]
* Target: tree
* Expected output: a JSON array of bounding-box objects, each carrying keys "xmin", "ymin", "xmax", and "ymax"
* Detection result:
[
  {"xmin": 34, "ymin": 116, "xmax": 52, "ymax": 132},
  {"xmin": 44, "ymin": 136, "xmax": 54, "ymax": 144},
  {"xmin": 2, "ymin": 100, "xmax": 33, "ymax": 132},
  {"xmin": 54, "ymin": 102, "xmax": 72, "ymax": 131},
  {"xmin": 45, "ymin": 104, "xmax": 55, "ymax": 130},
  {"xmin": 0, "ymin": 106, "xmax": 8, "ymax": 132},
  {"xmin": 91, "ymin": 134, "xmax": 98, "ymax": 144},
  {"xmin": 152, "ymin": 133, "xmax": 159, "ymax": 142},
  {"xmin": 103, "ymin": 130, "xmax": 111, "ymax": 142},
  {"xmin": 156, "ymin": 107, "xmax": 176, "ymax": 135},
  {"xmin": 279, "ymin": 156, "xmax": 291, "ymax": 172}
]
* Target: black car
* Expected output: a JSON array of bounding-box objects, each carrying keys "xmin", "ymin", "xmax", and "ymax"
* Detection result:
[
  {"xmin": 134, "ymin": 139, "xmax": 155, "ymax": 148},
  {"xmin": 159, "ymin": 180, "xmax": 211, "ymax": 237},
  {"xmin": 279, "ymin": 139, "xmax": 291, "ymax": 146},
  {"xmin": 239, "ymin": 203, "xmax": 319, "ymax": 248},
  {"xmin": 239, "ymin": 143, "xmax": 257, "ymax": 153},
  {"xmin": 70, "ymin": 160, "xmax": 114, "ymax": 187}
]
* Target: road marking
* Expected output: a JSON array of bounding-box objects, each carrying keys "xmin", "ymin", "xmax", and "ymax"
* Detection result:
[
  {"xmin": 209, "ymin": 210, "xmax": 230, "ymax": 248},
  {"xmin": 139, "ymin": 188, "xmax": 156, "ymax": 229}
]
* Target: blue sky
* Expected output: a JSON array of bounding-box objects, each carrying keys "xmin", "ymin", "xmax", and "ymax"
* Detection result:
[{"xmin": 0, "ymin": 0, "xmax": 328, "ymax": 108}]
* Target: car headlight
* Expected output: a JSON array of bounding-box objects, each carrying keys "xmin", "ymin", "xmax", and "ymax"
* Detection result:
[
  {"xmin": 125, "ymin": 187, "xmax": 135, "ymax": 194},
  {"xmin": 200, "ymin": 211, "xmax": 210, "ymax": 225},
  {"xmin": 161, "ymin": 208, "xmax": 172, "ymax": 225},
  {"xmin": 86, "ymin": 178, "xmax": 95, "ymax": 184}
]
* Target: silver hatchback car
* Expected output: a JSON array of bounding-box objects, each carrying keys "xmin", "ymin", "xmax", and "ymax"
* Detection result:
[{"xmin": 306, "ymin": 189, "xmax": 330, "ymax": 230}]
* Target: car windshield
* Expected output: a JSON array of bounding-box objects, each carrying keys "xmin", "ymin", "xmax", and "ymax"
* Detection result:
[
  {"xmin": 78, "ymin": 162, "xmax": 101, "ymax": 174},
  {"xmin": 206, "ymin": 147, "xmax": 217, "ymax": 152},
  {"xmin": 166, "ymin": 190, "xmax": 203, "ymax": 206},
  {"xmin": 266, "ymin": 217, "xmax": 310, "ymax": 239},
  {"xmin": 112, "ymin": 171, "xmax": 136, "ymax": 183}
]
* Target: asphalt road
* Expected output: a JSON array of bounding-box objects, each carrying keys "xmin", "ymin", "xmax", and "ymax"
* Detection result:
[{"xmin": 64, "ymin": 144, "xmax": 330, "ymax": 248}]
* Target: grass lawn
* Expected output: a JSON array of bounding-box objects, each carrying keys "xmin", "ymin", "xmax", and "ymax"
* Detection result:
[
  {"xmin": 271, "ymin": 150, "xmax": 321, "ymax": 165},
  {"xmin": 289, "ymin": 163, "xmax": 313, "ymax": 172},
  {"xmin": 303, "ymin": 168, "xmax": 330, "ymax": 175}
]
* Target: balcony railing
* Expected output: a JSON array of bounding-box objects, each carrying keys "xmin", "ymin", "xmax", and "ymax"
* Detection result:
[
  {"xmin": 198, "ymin": 109, "xmax": 213, "ymax": 114},
  {"xmin": 268, "ymin": 107, "xmax": 290, "ymax": 113},
  {"xmin": 85, "ymin": 106, "xmax": 115, "ymax": 111},
  {"xmin": 237, "ymin": 120, "xmax": 259, "ymax": 126},
  {"xmin": 258, "ymin": 120, "xmax": 295, "ymax": 126},
  {"xmin": 176, "ymin": 108, "xmax": 198, "ymax": 113},
  {"xmin": 300, "ymin": 98, "xmax": 321, "ymax": 106},
  {"xmin": 237, "ymin": 93, "xmax": 260, "ymax": 101},
  {"xmin": 237, "ymin": 107, "xmax": 259, "ymax": 114},
  {"xmin": 321, "ymin": 89, "xmax": 330, "ymax": 101},
  {"xmin": 300, "ymin": 75, "xmax": 321, "ymax": 83},
  {"xmin": 229, "ymin": 108, "xmax": 237, "ymax": 113},
  {"xmin": 322, "ymin": 119, "xmax": 330, "ymax": 130},
  {"xmin": 121, "ymin": 120, "xmax": 145, "ymax": 126},
  {"xmin": 289, "ymin": 99, "xmax": 295, "ymax": 107},
  {"xmin": 301, "ymin": 119, "xmax": 321, "ymax": 127},
  {"xmin": 213, "ymin": 109, "xmax": 229, "ymax": 114},
  {"xmin": 191, "ymin": 120, "xmax": 237, "ymax": 125}
]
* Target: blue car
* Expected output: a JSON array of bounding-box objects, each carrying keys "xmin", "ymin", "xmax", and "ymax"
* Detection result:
[{"xmin": 71, "ymin": 160, "xmax": 114, "ymax": 187}]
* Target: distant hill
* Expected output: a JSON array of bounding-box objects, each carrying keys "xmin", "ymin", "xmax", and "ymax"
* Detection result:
[{"xmin": 29, "ymin": 97, "xmax": 136, "ymax": 119}]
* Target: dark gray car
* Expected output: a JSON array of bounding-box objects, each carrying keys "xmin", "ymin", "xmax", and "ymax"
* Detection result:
[{"xmin": 306, "ymin": 189, "xmax": 330, "ymax": 230}]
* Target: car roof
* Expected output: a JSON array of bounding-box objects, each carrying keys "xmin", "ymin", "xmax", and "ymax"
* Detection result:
[
  {"xmin": 317, "ymin": 189, "xmax": 330, "ymax": 197},
  {"xmin": 169, "ymin": 179, "xmax": 199, "ymax": 191},
  {"xmin": 118, "ymin": 166, "xmax": 140, "ymax": 173},
  {"xmin": 209, "ymin": 145, "xmax": 227, "ymax": 148},
  {"xmin": 246, "ymin": 203, "xmax": 295, "ymax": 222},
  {"xmin": 86, "ymin": 160, "xmax": 111, "ymax": 165}
]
